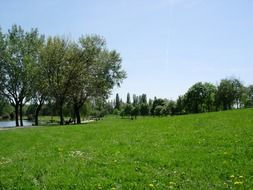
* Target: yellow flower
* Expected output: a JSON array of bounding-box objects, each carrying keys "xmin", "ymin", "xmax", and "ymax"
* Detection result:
[
  {"xmin": 148, "ymin": 184, "xmax": 154, "ymax": 188},
  {"xmin": 239, "ymin": 175, "xmax": 243, "ymax": 179},
  {"xmin": 234, "ymin": 181, "xmax": 243, "ymax": 185},
  {"xmin": 230, "ymin": 175, "xmax": 235, "ymax": 178}
]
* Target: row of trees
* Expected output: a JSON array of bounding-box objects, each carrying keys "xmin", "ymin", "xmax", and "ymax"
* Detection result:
[
  {"xmin": 112, "ymin": 78, "xmax": 253, "ymax": 118},
  {"xmin": 0, "ymin": 25, "xmax": 126, "ymax": 126}
]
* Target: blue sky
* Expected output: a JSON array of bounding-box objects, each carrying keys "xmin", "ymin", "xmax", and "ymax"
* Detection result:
[{"xmin": 1, "ymin": 0, "xmax": 253, "ymax": 101}]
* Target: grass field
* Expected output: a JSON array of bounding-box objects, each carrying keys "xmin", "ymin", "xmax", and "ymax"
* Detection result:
[{"xmin": 1, "ymin": 109, "xmax": 253, "ymax": 189}]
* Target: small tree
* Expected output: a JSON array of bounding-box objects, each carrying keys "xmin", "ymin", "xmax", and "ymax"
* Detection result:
[
  {"xmin": 115, "ymin": 93, "xmax": 121, "ymax": 110},
  {"xmin": 124, "ymin": 103, "xmax": 133, "ymax": 118},
  {"xmin": 154, "ymin": 105, "xmax": 163, "ymax": 116},
  {"xmin": 131, "ymin": 105, "xmax": 139, "ymax": 119},
  {"xmin": 140, "ymin": 103, "xmax": 149, "ymax": 116},
  {"xmin": 126, "ymin": 93, "xmax": 131, "ymax": 104}
]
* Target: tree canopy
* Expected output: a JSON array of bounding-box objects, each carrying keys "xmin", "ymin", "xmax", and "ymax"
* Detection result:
[{"xmin": 0, "ymin": 25, "xmax": 126, "ymax": 126}]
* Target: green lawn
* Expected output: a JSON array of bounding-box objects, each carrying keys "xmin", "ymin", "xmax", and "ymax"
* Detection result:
[{"xmin": 1, "ymin": 109, "xmax": 253, "ymax": 189}]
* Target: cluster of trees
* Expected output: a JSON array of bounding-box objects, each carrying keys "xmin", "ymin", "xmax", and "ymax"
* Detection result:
[
  {"xmin": 111, "ymin": 93, "xmax": 176, "ymax": 118},
  {"xmin": 112, "ymin": 78, "xmax": 253, "ymax": 118},
  {"xmin": 0, "ymin": 25, "xmax": 126, "ymax": 126}
]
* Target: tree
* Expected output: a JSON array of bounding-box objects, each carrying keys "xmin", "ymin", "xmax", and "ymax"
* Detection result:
[
  {"xmin": 124, "ymin": 103, "xmax": 133, "ymax": 118},
  {"xmin": 154, "ymin": 105, "xmax": 163, "ymax": 116},
  {"xmin": 204, "ymin": 83, "xmax": 217, "ymax": 112},
  {"xmin": 69, "ymin": 35, "xmax": 126, "ymax": 124},
  {"xmin": 126, "ymin": 93, "xmax": 131, "ymax": 104},
  {"xmin": 30, "ymin": 57, "xmax": 49, "ymax": 126},
  {"xmin": 131, "ymin": 105, "xmax": 139, "ymax": 119},
  {"xmin": 0, "ymin": 95, "xmax": 12, "ymax": 118},
  {"xmin": 140, "ymin": 103, "xmax": 149, "ymax": 116},
  {"xmin": 115, "ymin": 93, "xmax": 121, "ymax": 110},
  {"xmin": 243, "ymin": 85, "xmax": 253, "ymax": 108},
  {"xmin": 40, "ymin": 37, "xmax": 73, "ymax": 125},
  {"xmin": 132, "ymin": 94, "xmax": 138, "ymax": 106},
  {"xmin": 216, "ymin": 78, "xmax": 243, "ymax": 110},
  {"xmin": 0, "ymin": 25, "xmax": 44, "ymax": 126},
  {"xmin": 139, "ymin": 94, "xmax": 147, "ymax": 104},
  {"xmin": 151, "ymin": 98, "xmax": 164, "ymax": 116},
  {"xmin": 184, "ymin": 82, "xmax": 217, "ymax": 113},
  {"xmin": 232, "ymin": 79, "xmax": 244, "ymax": 109},
  {"xmin": 139, "ymin": 94, "xmax": 149, "ymax": 116},
  {"xmin": 163, "ymin": 100, "xmax": 176, "ymax": 115},
  {"xmin": 175, "ymin": 96, "xmax": 185, "ymax": 115}
]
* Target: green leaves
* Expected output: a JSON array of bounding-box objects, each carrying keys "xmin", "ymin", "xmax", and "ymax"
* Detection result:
[{"xmin": 1, "ymin": 25, "xmax": 44, "ymax": 103}]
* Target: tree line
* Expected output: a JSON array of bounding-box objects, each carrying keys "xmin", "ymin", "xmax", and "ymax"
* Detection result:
[
  {"xmin": 112, "ymin": 78, "xmax": 253, "ymax": 118},
  {"xmin": 0, "ymin": 25, "xmax": 126, "ymax": 126}
]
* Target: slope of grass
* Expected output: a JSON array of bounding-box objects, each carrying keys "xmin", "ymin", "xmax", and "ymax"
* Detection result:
[{"xmin": 1, "ymin": 109, "xmax": 253, "ymax": 189}]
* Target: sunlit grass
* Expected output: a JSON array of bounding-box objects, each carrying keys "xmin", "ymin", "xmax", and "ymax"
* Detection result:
[{"xmin": 1, "ymin": 109, "xmax": 253, "ymax": 189}]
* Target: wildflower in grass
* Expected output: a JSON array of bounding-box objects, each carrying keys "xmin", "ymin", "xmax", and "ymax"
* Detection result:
[
  {"xmin": 234, "ymin": 181, "xmax": 243, "ymax": 185},
  {"xmin": 169, "ymin": 181, "xmax": 176, "ymax": 185},
  {"xmin": 0, "ymin": 157, "xmax": 12, "ymax": 165},
  {"xmin": 97, "ymin": 184, "xmax": 102, "ymax": 190},
  {"xmin": 230, "ymin": 175, "xmax": 235, "ymax": 178},
  {"xmin": 69, "ymin": 150, "xmax": 84, "ymax": 158},
  {"xmin": 239, "ymin": 175, "xmax": 243, "ymax": 179},
  {"xmin": 148, "ymin": 183, "xmax": 154, "ymax": 188}
]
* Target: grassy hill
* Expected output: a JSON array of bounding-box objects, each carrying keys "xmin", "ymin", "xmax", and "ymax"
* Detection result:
[{"xmin": 1, "ymin": 109, "xmax": 253, "ymax": 189}]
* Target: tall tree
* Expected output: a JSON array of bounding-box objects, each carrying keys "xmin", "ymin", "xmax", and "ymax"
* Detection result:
[
  {"xmin": 151, "ymin": 98, "xmax": 165, "ymax": 116},
  {"xmin": 175, "ymin": 95, "xmax": 185, "ymax": 115},
  {"xmin": 126, "ymin": 93, "xmax": 131, "ymax": 104},
  {"xmin": 40, "ymin": 37, "xmax": 74, "ymax": 125},
  {"xmin": 132, "ymin": 94, "xmax": 138, "ymax": 106},
  {"xmin": 245, "ymin": 85, "xmax": 253, "ymax": 107},
  {"xmin": 70, "ymin": 36, "xmax": 126, "ymax": 123},
  {"xmin": 232, "ymin": 79, "xmax": 244, "ymax": 109},
  {"xmin": 30, "ymin": 51, "xmax": 49, "ymax": 126},
  {"xmin": 115, "ymin": 93, "xmax": 121, "ymax": 110},
  {"xmin": 139, "ymin": 94, "xmax": 149, "ymax": 116},
  {"xmin": 0, "ymin": 25, "xmax": 44, "ymax": 126},
  {"xmin": 216, "ymin": 78, "xmax": 243, "ymax": 110},
  {"xmin": 184, "ymin": 82, "xmax": 217, "ymax": 113}
]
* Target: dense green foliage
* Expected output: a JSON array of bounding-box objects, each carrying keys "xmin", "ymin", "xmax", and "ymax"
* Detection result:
[
  {"xmin": 1, "ymin": 109, "xmax": 253, "ymax": 189},
  {"xmin": 0, "ymin": 25, "xmax": 126, "ymax": 126},
  {"xmin": 113, "ymin": 78, "xmax": 253, "ymax": 119},
  {"xmin": 0, "ymin": 25, "xmax": 44, "ymax": 126}
]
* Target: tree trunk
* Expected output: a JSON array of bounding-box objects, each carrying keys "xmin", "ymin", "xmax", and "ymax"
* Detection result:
[
  {"xmin": 15, "ymin": 104, "xmax": 19, "ymax": 127},
  {"xmin": 59, "ymin": 105, "xmax": 64, "ymax": 125},
  {"xmin": 35, "ymin": 104, "xmax": 43, "ymax": 126},
  {"xmin": 76, "ymin": 107, "xmax": 81, "ymax": 124},
  {"xmin": 73, "ymin": 103, "xmax": 81, "ymax": 124},
  {"xmin": 20, "ymin": 103, "xmax": 23, "ymax": 126}
]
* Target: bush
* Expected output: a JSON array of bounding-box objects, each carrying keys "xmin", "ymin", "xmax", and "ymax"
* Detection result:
[
  {"xmin": 113, "ymin": 109, "xmax": 120, "ymax": 115},
  {"xmin": 1, "ymin": 114, "xmax": 10, "ymax": 120},
  {"xmin": 154, "ymin": 105, "xmax": 164, "ymax": 116}
]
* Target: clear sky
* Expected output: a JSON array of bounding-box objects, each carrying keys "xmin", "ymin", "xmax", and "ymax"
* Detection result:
[{"xmin": 1, "ymin": 0, "xmax": 253, "ymax": 101}]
